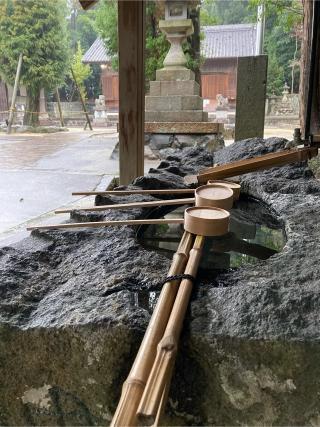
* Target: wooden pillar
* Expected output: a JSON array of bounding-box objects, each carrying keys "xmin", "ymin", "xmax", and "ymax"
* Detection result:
[
  {"xmin": 118, "ymin": 0, "xmax": 145, "ymax": 185},
  {"xmin": 300, "ymin": 0, "xmax": 320, "ymax": 139}
]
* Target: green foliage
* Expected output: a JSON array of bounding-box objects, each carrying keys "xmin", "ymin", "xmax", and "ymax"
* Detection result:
[
  {"xmin": 0, "ymin": 0, "xmax": 69, "ymax": 92},
  {"xmin": 71, "ymin": 42, "xmax": 92, "ymax": 100},
  {"xmin": 248, "ymin": 0, "xmax": 303, "ymax": 30},
  {"xmin": 200, "ymin": 8, "xmax": 218, "ymax": 25},
  {"xmin": 145, "ymin": 33, "xmax": 169, "ymax": 82},
  {"xmin": 95, "ymin": 0, "xmax": 201, "ymax": 82},
  {"xmin": 95, "ymin": 0, "xmax": 118, "ymax": 66},
  {"xmin": 75, "ymin": 9, "xmax": 98, "ymax": 52},
  {"xmin": 201, "ymin": 0, "xmax": 302, "ymax": 95},
  {"xmin": 65, "ymin": 0, "xmax": 100, "ymax": 101},
  {"xmin": 201, "ymin": 0, "xmax": 253, "ymax": 24}
]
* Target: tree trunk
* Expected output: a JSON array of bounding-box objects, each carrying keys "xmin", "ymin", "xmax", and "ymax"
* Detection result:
[
  {"xmin": 24, "ymin": 88, "xmax": 40, "ymax": 127},
  {"xmin": 189, "ymin": 4, "xmax": 201, "ymax": 92},
  {"xmin": 300, "ymin": 0, "xmax": 320, "ymax": 138}
]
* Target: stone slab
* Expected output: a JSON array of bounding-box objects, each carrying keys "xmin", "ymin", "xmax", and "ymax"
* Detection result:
[
  {"xmin": 145, "ymin": 121, "xmax": 223, "ymax": 134},
  {"xmin": 149, "ymin": 80, "xmax": 200, "ymax": 96},
  {"xmin": 145, "ymin": 110, "xmax": 208, "ymax": 123},
  {"xmin": 235, "ymin": 55, "xmax": 268, "ymax": 141},
  {"xmin": 156, "ymin": 68, "xmax": 195, "ymax": 81},
  {"xmin": 145, "ymin": 95, "xmax": 203, "ymax": 112}
]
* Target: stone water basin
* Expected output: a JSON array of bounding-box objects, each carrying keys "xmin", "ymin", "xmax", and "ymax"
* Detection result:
[{"xmin": 1, "ymin": 138, "xmax": 320, "ymax": 425}]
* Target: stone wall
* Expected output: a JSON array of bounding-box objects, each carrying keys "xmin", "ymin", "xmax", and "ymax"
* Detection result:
[{"xmin": 265, "ymin": 94, "xmax": 300, "ymax": 128}]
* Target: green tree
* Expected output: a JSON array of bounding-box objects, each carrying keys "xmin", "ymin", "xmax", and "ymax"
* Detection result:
[
  {"xmin": 0, "ymin": 0, "xmax": 69, "ymax": 126},
  {"xmin": 200, "ymin": 0, "xmax": 302, "ymax": 95},
  {"xmin": 201, "ymin": 0, "xmax": 253, "ymax": 24},
  {"xmin": 95, "ymin": 0, "xmax": 202, "ymax": 83},
  {"xmin": 64, "ymin": 0, "xmax": 100, "ymax": 101},
  {"xmin": 95, "ymin": 0, "xmax": 118, "ymax": 70},
  {"xmin": 70, "ymin": 42, "xmax": 92, "ymax": 100},
  {"xmin": 249, "ymin": 0, "xmax": 303, "ymax": 94}
]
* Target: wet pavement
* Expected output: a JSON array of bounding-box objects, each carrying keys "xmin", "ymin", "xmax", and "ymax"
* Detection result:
[{"xmin": 0, "ymin": 129, "xmax": 159, "ymax": 246}]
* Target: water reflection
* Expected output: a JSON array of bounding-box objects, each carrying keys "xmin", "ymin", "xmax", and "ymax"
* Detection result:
[
  {"xmin": 137, "ymin": 197, "xmax": 285, "ymax": 271},
  {"xmin": 135, "ymin": 197, "xmax": 286, "ymax": 312}
]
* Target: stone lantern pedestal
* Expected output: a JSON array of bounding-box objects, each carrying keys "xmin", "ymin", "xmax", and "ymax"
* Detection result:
[{"xmin": 145, "ymin": 1, "xmax": 223, "ymax": 151}]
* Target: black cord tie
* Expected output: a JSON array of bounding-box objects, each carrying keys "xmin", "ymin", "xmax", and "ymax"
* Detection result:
[{"xmin": 158, "ymin": 274, "xmax": 196, "ymax": 287}]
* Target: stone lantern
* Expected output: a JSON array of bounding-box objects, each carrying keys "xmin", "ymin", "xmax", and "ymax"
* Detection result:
[
  {"xmin": 145, "ymin": 0, "xmax": 215, "ymax": 133},
  {"xmin": 159, "ymin": 1, "xmax": 193, "ymax": 69},
  {"xmin": 282, "ymin": 82, "xmax": 290, "ymax": 102}
]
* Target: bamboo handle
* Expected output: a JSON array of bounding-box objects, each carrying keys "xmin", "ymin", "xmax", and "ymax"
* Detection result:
[
  {"xmin": 27, "ymin": 218, "xmax": 184, "ymax": 231},
  {"xmin": 72, "ymin": 189, "xmax": 195, "ymax": 196},
  {"xmin": 55, "ymin": 198, "xmax": 195, "ymax": 214},
  {"xmin": 137, "ymin": 337, "xmax": 177, "ymax": 425},
  {"xmin": 151, "ymin": 361, "xmax": 175, "ymax": 427},
  {"xmin": 111, "ymin": 232, "xmax": 194, "ymax": 427},
  {"xmin": 137, "ymin": 236, "xmax": 205, "ymax": 425}
]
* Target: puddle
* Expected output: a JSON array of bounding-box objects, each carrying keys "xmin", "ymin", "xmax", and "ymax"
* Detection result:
[{"xmin": 134, "ymin": 196, "xmax": 286, "ymax": 312}]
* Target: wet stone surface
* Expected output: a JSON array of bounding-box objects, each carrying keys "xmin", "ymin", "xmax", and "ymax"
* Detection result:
[{"xmin": 1, "ymin": 139, "xmax": 320, "ymax": 425}]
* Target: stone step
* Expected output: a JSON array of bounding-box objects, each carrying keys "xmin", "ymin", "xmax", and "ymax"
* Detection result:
[
  {"xmin": 145, "ymin": 121, "xmax": 223, "ymax": 134},
  {"xmin": 145, "ymin": 110, "xmax": 208, "ymax": 123},
  {"xmin": 149, "ymin": 80, "xmax": 200, "ymax": 96},
  {"xmin": 156, "ymin": 68, "xmax": 195, "ymax": 81},
  {"xmin": 145, "ymin": 95, "xmax": 203, "ymax": 112}
]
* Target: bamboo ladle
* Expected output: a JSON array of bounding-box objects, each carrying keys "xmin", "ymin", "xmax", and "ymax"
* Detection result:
[
  {"xmin": 55, "ymin": 182, "xmax": 240, "ymax": 215},
  {"xmin": 71, "ymin": 180, "xmax": 240, "ymax": 200},
  {"xmin": 27, "ymin": 184, "xmax": 235, "ymax": 231}
]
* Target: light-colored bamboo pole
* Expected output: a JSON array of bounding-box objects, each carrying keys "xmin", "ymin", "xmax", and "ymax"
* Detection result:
[
  {"xmin": 55, "ymin": 198, "xmax": 195, "ymax": 214},
  {"xmin": 111, "ymin": 231, "xmax": 194, "ymax": 427},
  {"xmin": 151, "ymin": 362, "xmax": 174, "ymax": 427},
  {"xmin": 27, "ymin": 218, "xmax": 184, "ymax": 231},
  {"xmin": 137, "ymin": 235, "xmax": 205, "ymax": 425},
  {"xmin": 70, "ymin": 67, "xmax": 93, "ymax": 131},
  {"xmin": 7, "ymin": 53, "xmax": 23, "ymax": 134},
  {"xmin": 55, "ymin": 88, "xmax": 65, "ymax": 127},
  {"xmin": 72, "ymin": 189, "xmax": 195, "ymax": 196}
]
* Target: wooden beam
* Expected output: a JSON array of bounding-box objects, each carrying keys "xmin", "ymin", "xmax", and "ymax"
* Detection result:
[
  {"xmin": 300, "ymin": 0, "xmax": 320, "ymax": 139},
  {"xmin": 118, "ymin": 0, "xmax": 145, "ymax": 185},
  {"xmin": 197, "ymin": 147, "xmax": 318, "ymax": 183}
]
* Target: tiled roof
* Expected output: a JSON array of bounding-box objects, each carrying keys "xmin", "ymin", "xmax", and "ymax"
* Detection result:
[
  {"xmin": 83, "ymin": 24, "xmax": 257, "ymax": 64},
  {"xmin": 201, "ymin": 24, "xmax": 257, "ymax": 59},
  {"xmin": 82, "ymin": 37, "xmax": 111, "ymax": 64}
]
